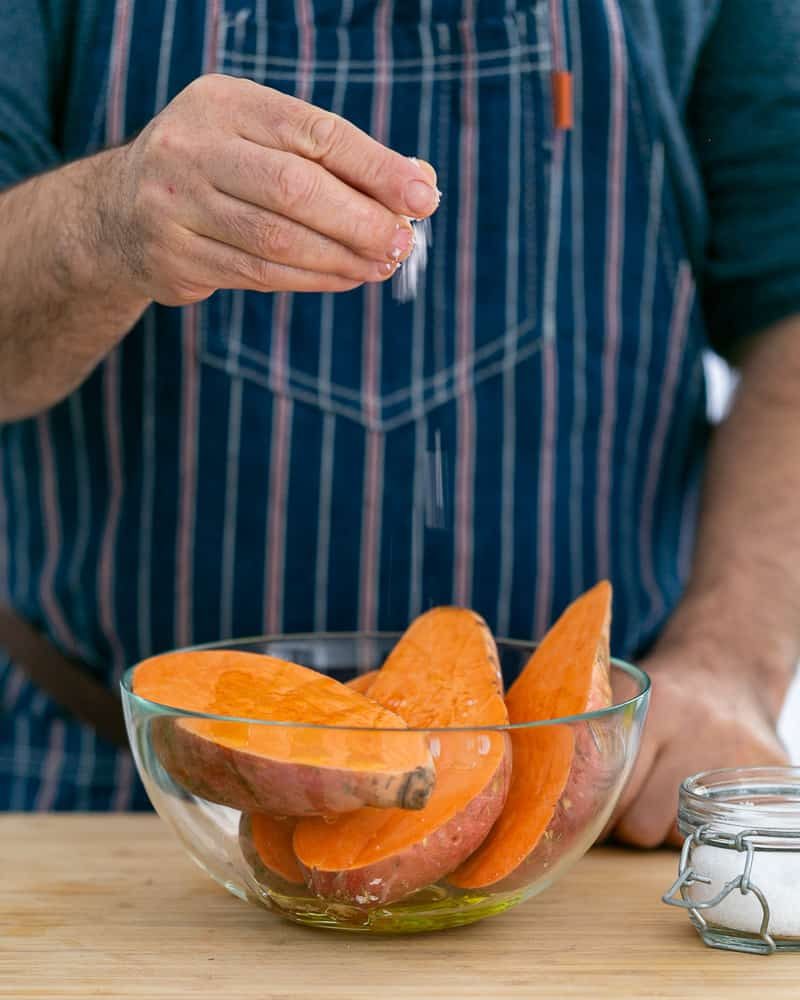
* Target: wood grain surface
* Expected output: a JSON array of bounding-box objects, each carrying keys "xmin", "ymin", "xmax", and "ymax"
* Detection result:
[{"xmin": 1, "ymin": 814, "xmax": 797, "ymax": 999}]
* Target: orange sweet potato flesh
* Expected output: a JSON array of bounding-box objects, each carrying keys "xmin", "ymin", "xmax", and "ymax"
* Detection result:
[
  {"xmin": 450, "ymin": 581, "xmax": 612, "ymax": 889},
  {"xmin": 345, "ymin": 671, "xmax": 379, "ymax": 695},
  {"xmin": 294, "ymin": 608, "xmax": 511, "ymax": 905},
  {"xmin": 133, "ymin": 650, "xmax": 434, "ymax": 816},
  {"xmin": 240, "ymin": 812, "xmax": 304, "ymax": 887}
]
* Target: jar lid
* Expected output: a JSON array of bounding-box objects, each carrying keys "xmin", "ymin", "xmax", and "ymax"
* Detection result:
[{"xmin": 678, "ymin": 766, "xmax": 800, "ymax": 844}]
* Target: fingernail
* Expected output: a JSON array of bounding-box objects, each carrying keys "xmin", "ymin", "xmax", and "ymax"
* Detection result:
[
  {"xmin": 374, "ymin": 260, "xmax": 397, "ymax": 279},
  {"xmin": 409, "ymin": 156, "xmax": 438, "ymax": 187},
  {"xmin": 405, "ymin": 179, "xmax": 438, "ymax": 217},
  {"xmin": 390, "ymin": 223, "xmax": 415, "ymax": 261}
]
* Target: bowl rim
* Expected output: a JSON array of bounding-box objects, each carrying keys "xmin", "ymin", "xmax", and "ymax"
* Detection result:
[{"xmin": 120, "ymin": 630, "xmax": 651, "ymax": 732}]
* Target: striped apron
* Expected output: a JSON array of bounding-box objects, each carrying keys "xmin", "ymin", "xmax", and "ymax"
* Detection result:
[{"xmin": 0, "ymin": 0, "xmax": 707, "ymax": 810}]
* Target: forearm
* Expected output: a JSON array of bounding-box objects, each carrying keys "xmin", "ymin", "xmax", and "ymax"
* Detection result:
[
  {"xmin": 0, "ymin": 149, "xmax": 150, "ymax": 422},
  {"xmin": 656, "ymin": 316, "xmax": 800, "ymax": 718}
]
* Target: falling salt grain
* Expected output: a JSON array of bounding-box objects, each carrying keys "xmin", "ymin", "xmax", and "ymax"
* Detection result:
[
  {"xmin": 477, "ymin": 734, "xmax": 491, "ymax": 756},
  {"xmin": 429, "ymin": 736, "xmax": 441, "ymax": 759},
  {"xmin": 392, "ymin": 216, "xmax": 432, "ymax": 303}
]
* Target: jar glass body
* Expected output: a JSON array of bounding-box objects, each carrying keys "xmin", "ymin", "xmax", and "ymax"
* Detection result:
[{"xmin": 666, "ymin": 767, "xmax": 800, "ymax": 955}]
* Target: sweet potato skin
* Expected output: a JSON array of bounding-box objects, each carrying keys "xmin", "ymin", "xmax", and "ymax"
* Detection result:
[
  {"xmin": 151, "ymin": 717, "xmax": 435, "ymax": 816},
  {"xmin": 295, "ymin": 736, "xmax": 511, "ymax": 906},
  {"xmin": 545, "ymin": 718, "xmax": 620, "ymax": 847},
  {"xmin": 472, "ymin": 721, "xmax": 618, "ymax": 892},
  {"xmin": 532, "ymin": 639, "xmax": 617, "ymax": 849}
]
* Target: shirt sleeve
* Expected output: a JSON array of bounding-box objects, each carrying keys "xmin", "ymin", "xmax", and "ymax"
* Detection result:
[
  {"xmin": 688, "ymin": 0, "xmax": 800, "ymax": 355},
  {"xmin": 0, "ymin": 1, "xmax": 61, "ymax": 190}
]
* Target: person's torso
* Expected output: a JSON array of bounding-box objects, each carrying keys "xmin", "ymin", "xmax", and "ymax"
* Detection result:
[{"xmin": 1, "ymin": 0, "xmax": 713, "ymax": 809}]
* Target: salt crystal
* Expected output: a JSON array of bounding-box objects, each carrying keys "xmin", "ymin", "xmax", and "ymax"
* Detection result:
[
  {"xmin": 688, "ymin": 844, "xmax": 800, "ymax": 938},
  {"xmin": 392, "ymin": 216, "xmax": 432, "ymax": 303},
  {"xmin": 477, "ymin": 734, "xmax": 491, "ymax": 756}
]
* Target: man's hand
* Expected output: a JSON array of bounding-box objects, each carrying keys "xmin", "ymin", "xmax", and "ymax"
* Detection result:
[
  {"xmin": 0, "ymin": 73, "xmax": 440, "ymax": 420},
  {"xmin": 610, "ymin": 631, "xmax": 789, "ymax": 847},
  {"xmin": 607, "ymin": 317, "xmax": 800, "ymax": 848},
  {"xmin": 110, "ymin": 73, "xmax": 439, "ymax": 304}
]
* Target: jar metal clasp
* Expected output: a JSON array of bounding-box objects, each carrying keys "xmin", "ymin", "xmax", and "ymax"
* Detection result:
[{"xmin": 662, "ymin": 823, "xmax": 777, "ymax": 955}]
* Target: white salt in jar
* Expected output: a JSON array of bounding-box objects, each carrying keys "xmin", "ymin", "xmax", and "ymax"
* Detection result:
[{"xmin": 662, "ymin": 767, "xmax": 800, "ymax": 954}]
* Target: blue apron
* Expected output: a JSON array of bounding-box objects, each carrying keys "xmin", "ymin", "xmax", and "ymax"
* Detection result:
[{"xmin": 0, "ymin": 0, "xmax": 707, "ymax": 809}]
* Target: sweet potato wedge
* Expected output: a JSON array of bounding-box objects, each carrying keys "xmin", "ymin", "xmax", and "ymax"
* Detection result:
[
  {"xmin": 541, "ymin": 631, "xmax": 617, "ymax": 848},
  {"xmin": 294, "ymin": 608, "xmax": 511, "ymax": 905},
  {"xmin": 450, "ymin": 582, "xmax": 612, "ymax": 889},
  {"xmin": 344, "ymin": 671, "xmax": 379, "ymax": 695},
  {"xmin": 239, "ymin": 812, "xmax": 304, "ymax": 888},
  {"xmin": 133, "ymin": 650, "xmax": 435, "ymax": 816},
  {"xmin": 295, "ymin": 737, "xmax": 510, "ymax": 906}
]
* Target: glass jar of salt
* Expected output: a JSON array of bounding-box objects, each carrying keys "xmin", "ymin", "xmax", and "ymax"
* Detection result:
[{"xmin": 662, "ymin": 766, "xmax": 800, "ymax": 954}]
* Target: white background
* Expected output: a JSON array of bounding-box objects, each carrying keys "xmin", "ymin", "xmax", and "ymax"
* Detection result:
[{"xmin": 780, "ymin": 677, "xmax": 800, "ymax": 761}]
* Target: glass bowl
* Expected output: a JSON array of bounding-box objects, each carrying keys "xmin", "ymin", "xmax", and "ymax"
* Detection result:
[{"xmin": 121, "ymin": 633, "xmax": 650, "ymax": 933}]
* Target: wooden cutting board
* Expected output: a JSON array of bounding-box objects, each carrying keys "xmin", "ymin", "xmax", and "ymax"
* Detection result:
[{"xmin": 1, "ymin": 814, "xmax": 797, "ymax": 999}]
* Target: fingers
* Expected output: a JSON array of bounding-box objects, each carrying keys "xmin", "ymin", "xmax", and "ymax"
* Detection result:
[
  {"xmin": 232, "ymin": 81, "xmax": 440, "ymax": 218},
  {"xmin": 189, "ymin": 188, "xmax": 397, "ymax": 284},
  {"xmin": 207, "ymin": 141, "xmax": 417, "ymax": 264},
  {"xmin": 131, "ymin": 74, "xmax": 437, "ymax": 303},
  {"xmin": 187, "ymin": 232, "xmax": 366, "ymax": 294},
  {"xmin": 612, "ymin": 746, "xmax": 681, "ymax": 848},
  {"xmin": 611, "ymin": 715, "xmax": 790, "ymax": 849}
]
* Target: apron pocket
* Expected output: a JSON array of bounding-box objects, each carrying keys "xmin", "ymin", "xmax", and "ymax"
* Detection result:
[{"xmin": 198, "ymin": 1, "xmax": 553, "ymax": 432}]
